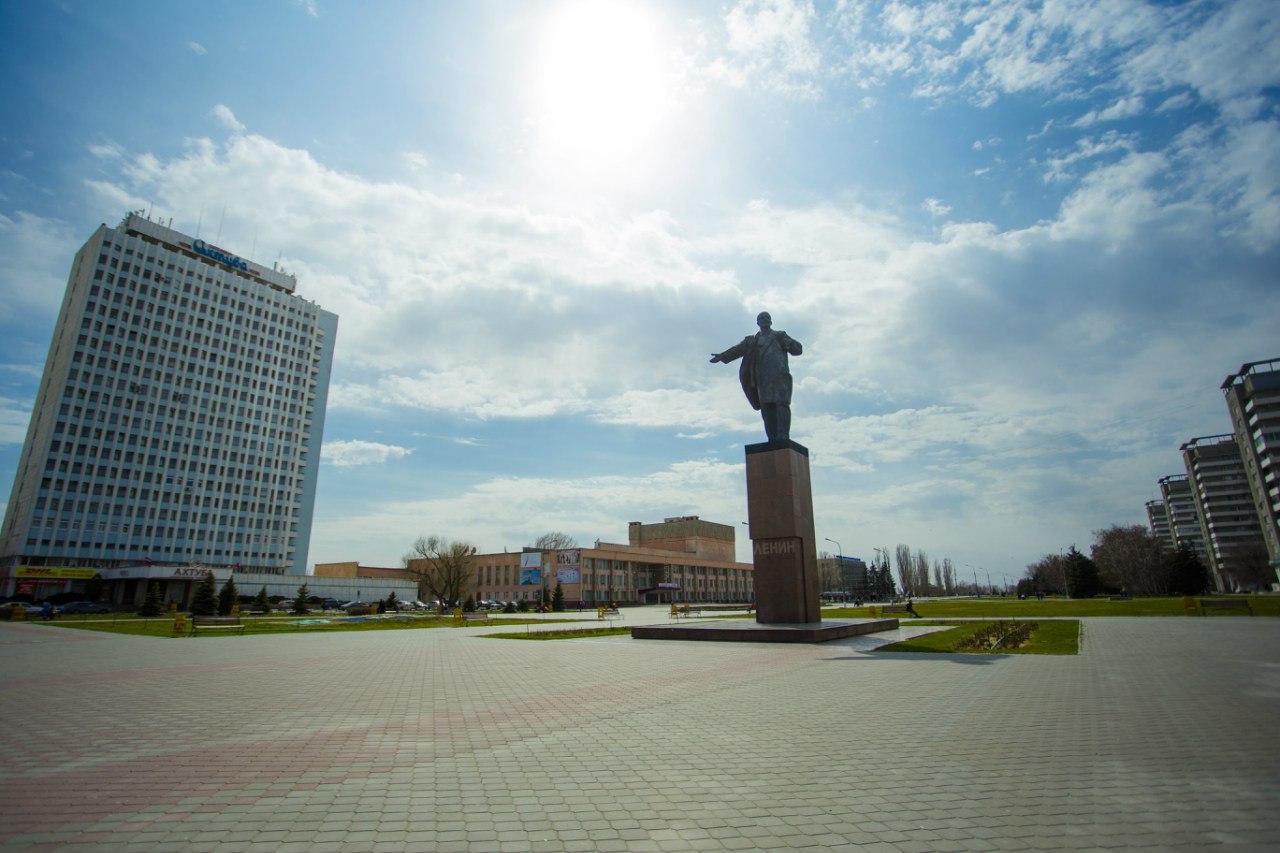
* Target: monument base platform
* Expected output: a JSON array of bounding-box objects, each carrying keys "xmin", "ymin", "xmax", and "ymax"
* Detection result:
[{"xmin": 631, "ymin": 618, "xmax": 899, "ymax": 644}]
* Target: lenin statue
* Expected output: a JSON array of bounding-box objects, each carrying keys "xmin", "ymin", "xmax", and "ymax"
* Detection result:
[{"xmin": 710, "ymin": 312, "xmax": 803, "ymax": 442}]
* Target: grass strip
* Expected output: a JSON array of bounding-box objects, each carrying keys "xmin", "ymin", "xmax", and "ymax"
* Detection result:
[
  {"xmin": 828, "ymin": 596, "xmax": 1277, "ymax": 619},
  {"xmin": 482, "ymin": 626, "xmax": 634, "ymax": 640},
  {"xmin": 42, "ymin": 615, "xmax": 583, "ymax": 638},
  {"xmin": 876, "ymin": 620, "xmax": 1079, "ymax": 655}
]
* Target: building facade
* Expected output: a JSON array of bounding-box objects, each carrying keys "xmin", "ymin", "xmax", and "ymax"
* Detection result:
[
  {"xmin": 1156, "ymin": 474, "xmax": 1208, "ymax": 561},
  {"xmin": 1146, "ymin": 499, "xmax": 1172, "ymax": 547},
  {"xmin": 1221, "ymin": 359, "xmax": 1280, "ymax": 574},
  {"xmin": 468, "ymin": 517, "xmax": 754, "ymax": 607},
  {"xmin": 0, "ymin": 212, "xmax": 337, "ymax": 599},
  {"xmin": 1181, "ymin": 435, "xmax": 1266, "ymax": 590}
]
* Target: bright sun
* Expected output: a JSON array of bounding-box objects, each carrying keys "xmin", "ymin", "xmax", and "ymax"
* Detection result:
[{"xmin": 530, "ymin": 0, "xmax": 674, "ymax": 185}]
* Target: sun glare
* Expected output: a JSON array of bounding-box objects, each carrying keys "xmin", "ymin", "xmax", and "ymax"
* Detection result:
[{"xmin": 530, "ymin": 0, "xmax": 674, "ymax": 185}]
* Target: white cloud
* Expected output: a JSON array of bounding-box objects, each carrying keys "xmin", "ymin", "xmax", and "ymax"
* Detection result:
[
  {"xmin": 833, "ymin": 0, "xmax": 1278, "ymax": 128},
  {"xmin": 321, "ymin": 439, "xmax": 412, "ymax": 467},
  {"xmin": 87, "ymin": 142, "xmax": 126, "ymax": 160},
  {"xmin": 210, "ymin": 104, "xmax": 245, "ymax": 133},
  {"xmin": 922, "ymin": 197, "xmax": 951, "ymax": 217},
  {"xmin": 0, "ymin": 212, "xmax": 83, "ymax": 317},
  {"xmin": 0, "ymin": 395, "xmax": 33, "ymax": 446},
  {"xmin": 714, "ymin": 0, "xmax": 823, "ymax": 97},
  {"xmin": 1073, "ymin": 95, "xmax": 1145, "ymax": 127},
  {"xmin": 1041, "ymin": 131, "xmax": 1140, "ymax": 183},
  {"xmin": 54, "ymin": 81, "xmax": 1280, "ymax": 572},
  {"xmin": 185, "ymin": 41, "xmax": 207, "ymax": 56},
  {"xmin": 311, "ymin": 458, "xmax": 748, "ymax": 564}
]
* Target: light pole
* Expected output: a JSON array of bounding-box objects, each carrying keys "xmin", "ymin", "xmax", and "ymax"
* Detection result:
[{"xmin": 824, "ymin": 537, "xmax": 844, "ymax": 600}]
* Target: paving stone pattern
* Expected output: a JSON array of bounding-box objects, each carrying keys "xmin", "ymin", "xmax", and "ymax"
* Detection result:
[{"xmin": 0, "ymin": 612, "xmax": 1277, "ymax": 852}]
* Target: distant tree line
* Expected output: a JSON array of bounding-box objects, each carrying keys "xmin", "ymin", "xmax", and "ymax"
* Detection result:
[{"xmin": 1019, "ymin": 525, "xmax": 1212, "ymax": 598}]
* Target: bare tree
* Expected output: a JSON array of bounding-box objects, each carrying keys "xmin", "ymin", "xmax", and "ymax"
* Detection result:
[
  {"xmin": 817, "ymin": 551, "xmax": 842, "ymax": 593},
  {"xmin": 1091, "ymin": 525, "xmax": 1167, "ymax": 595},
  {"xmin": 914, "ymin": 549, "xmax": 931, "ymax": 596},
  {"xmin": 534, "ymin": 531, "xmax": 578, "ymax": 550},
  {"xmin": 941, "ymin": 558, "xmax": 956, "ymax": 595},
  {"xmin": 403, "ymin": 535, "xmax": 477, "ymax": 608},
  {"xmin": 1021, "ymin": 553, "xmax": 1068, "ymax": 596},
  {"xmin": 895, "ymin": 544, "xmax": 913, "ymax": 596},
  {"xmin": 1220, "ymin": 538, "xmax": 1275, "ymax": 591}
]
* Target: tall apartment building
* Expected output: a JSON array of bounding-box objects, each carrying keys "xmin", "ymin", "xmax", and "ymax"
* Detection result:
[
  {"xmin": 1146, "ymin": 499, "xmax": 1173, "ymax": 547},
  {"xmin": 1181, "ymin": 435, "xmax": 1266, "ymax": 589},
  {"xmin": 1156, "ymin": 474, "xmax": 1208, "ymax": 561},
  {"xmin": 1221, "ymin": 359, "xmax": 1280, "ymax": 574},
  {"xmin": 0, "ymin": 212, "xmax": 337, "ymax": 594}
]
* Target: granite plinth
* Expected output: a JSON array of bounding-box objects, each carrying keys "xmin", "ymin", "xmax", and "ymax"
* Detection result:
[
  {"xmin": 631, "ymin": 618, "xmax": 899, "ymax": 644},
  {"xmin": 745, "ymin": 440, "xmax": 822, "ymax": 624}
]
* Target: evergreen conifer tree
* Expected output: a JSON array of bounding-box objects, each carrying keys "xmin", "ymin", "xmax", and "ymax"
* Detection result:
[
  {"xmin": 1170, "ymin": 544, "xmax": 1211, "ymax": 595},
  {"xmin": 190, "ymin": 572, "xmax": 218, "ymax": 616},
  {"xmin": 292, "ymin": 583, "xmax": 311, "ymax": 615},
  {"xmin": 552, "ymin": 581, "xmax": 565, "ymax": 612},
  {"xmin": 252, "ymin": 586, "xmax": 271, "ymax": 612},
  {"xmin": 1063, "ymin": 546, "xmax": 1101, "ymax": 598},
  {"xmin": 217, "ymin": 575, "xmax": 239, "ymax": 616},
  {"xmin": 385, "ymin": 591, "xmax": 399, "ymax": 611},
  {"xmin": 138, "ymin": 581, "xmax": 165, "ymax": 616}
]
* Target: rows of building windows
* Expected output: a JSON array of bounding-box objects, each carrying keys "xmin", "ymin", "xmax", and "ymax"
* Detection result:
[
  {"xmin": 17, "ymin": 225, "xmax": 325, "ymax": 572},
  {"xmin": 468, "ymin": 556, "xmax": 753, "ymax": 604}
]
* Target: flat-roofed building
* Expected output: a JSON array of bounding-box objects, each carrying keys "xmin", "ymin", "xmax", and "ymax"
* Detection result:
[
  {"xmin": 0, "ymin": 212, "xmax": 337, "ymax": 600},
  {"xmin": 1146, "ymin": 499, "xmax": 1173, "ymax": 547},
  {"xmin": 469, "ymin": 517, "xmax": 754, "ymax": 607},
  {"xmin": 1158, "ymin": 474, "xmax": 1208, "ymax": 561},
  {"xmin": 1221, "ymin": 358, "xmax": 1280, "ymax": 582},
  {"xmin": 1182, "ymin": 435, "xmax": 1266, "ymax": 590}
]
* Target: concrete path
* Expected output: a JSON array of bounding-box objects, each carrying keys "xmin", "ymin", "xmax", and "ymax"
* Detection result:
[{"xmin": 0, "ymin": 611, "xmax": 1276, "ymax": 851}]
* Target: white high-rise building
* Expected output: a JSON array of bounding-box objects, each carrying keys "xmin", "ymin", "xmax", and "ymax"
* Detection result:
[
  {"xmin": 1181, "ymin": 434, "xmax": 1266, "ymax": 590},
  {"xmin": 1221, "ymin": 359, "xmax": 1280, "ymax": 579},
  {"xmin": 1, "ymin": 213, "xmax": 337, "ymax": 596}
]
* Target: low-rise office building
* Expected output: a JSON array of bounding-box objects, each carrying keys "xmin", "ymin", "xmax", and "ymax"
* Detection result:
[{"xmin": 469, "ymin": 517, "xmax": 754, "ymax": 607}]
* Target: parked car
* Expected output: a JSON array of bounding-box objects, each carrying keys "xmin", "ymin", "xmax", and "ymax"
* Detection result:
[
  {"xmin": 1, "ymin": 601, "xmax": 43, "ymax": 616},
  {"xmin": 58, "ymin": 601, "xmax": 112, "ymax": 615}
]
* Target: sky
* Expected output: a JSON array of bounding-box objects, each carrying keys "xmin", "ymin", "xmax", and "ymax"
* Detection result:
[{"xmin": 1, "ymin": 0, "xmax": 1277, "ymax": 588}]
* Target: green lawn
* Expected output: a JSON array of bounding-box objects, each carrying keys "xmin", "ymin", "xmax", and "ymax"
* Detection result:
[
  {"xmin": 41, "ymin": 613, "xmax": 585, "ymax": 638},
  {"xmin": 876, "ymin": 620, "xmax": 1081, "ymax": 655},
  {"xmin": 482, "ymin": 626, "xmax": 634, "ymax": 640},
  {"xmin": 827, "ymin": 595, "xmax": 1278, "ymax": 619}
]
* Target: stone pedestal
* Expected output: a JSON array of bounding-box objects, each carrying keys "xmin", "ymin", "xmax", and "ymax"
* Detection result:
[{"xmin": 745, "ymin": 440, "xmax": 821, "ymax": 624}]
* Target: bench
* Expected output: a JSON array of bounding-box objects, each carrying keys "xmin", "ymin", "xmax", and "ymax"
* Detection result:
[
  {"xmin": 670, "ymin": 605, "xmax": 702, "ymax": 619},
  {"xmin": 1199, "ymin": 599, "xmax": 1252, "ymax": 616},
  {"xmin": 880, "ymin": 603, "xmax": 920, "ymax": 617},
  {"xmin": 458, "ymin": 612, "xmax": 489, "ymax": 624},
  {"xmin": 189, "ymin": 615, "xmax": 245, "ymax": 636},
  {"xmin": 598, "ymin": 607, "xmax": 621, "ymax": 622}
]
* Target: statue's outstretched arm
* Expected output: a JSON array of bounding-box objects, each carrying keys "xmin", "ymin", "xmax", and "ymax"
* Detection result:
[{"xmin": 711, "ymin": 340, "xmax": 749, "ymax": 364}]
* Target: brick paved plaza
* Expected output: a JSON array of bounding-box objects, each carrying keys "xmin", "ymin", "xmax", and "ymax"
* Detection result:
[{"xmin": 1, "ymin": 610, "xmax": 1277, "ymax": 852}]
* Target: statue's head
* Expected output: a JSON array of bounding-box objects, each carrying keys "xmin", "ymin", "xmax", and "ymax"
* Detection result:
[{"xmin": 756, "ymin": 311, "xmax": 772, "ymax": 330}]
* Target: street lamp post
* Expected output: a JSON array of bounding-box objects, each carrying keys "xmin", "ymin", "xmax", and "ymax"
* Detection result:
[{"xmin": 824, "ymin": 537, "xmax": 844, "ymax": 600}]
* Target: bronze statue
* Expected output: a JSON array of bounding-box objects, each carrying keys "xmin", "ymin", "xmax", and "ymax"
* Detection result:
[{"xmin": 710, "ymin": 312, "xmax": 803, "ymax": 442}]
